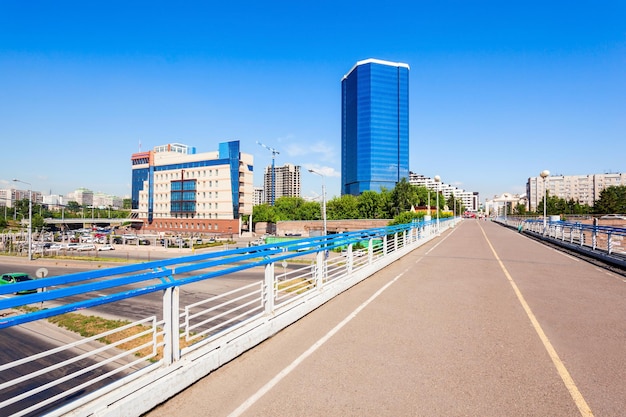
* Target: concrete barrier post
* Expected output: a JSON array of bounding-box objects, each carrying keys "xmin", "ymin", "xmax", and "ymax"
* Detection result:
[
  {"xmin": 263, "ymin": 262, "xmax": 275, "ymax": 314},
  {"xmin": 162, "ymin": 286, "xmax": 181, "ymax": 365}
]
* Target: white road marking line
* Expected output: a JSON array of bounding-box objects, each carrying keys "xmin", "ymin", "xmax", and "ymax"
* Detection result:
[{"xmin": 228, "ymin": 271, "xmax": 407, "ymax": 417}]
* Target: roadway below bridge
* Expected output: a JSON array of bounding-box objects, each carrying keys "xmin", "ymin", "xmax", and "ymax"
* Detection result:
[{"xmin": 147, "ymin": 219, "xmax": 626, "ymax": 417}]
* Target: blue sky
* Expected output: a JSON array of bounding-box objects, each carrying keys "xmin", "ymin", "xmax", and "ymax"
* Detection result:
[{"xmin": 1, "ymin": 1, "xmax": 624, "ymax": 204}]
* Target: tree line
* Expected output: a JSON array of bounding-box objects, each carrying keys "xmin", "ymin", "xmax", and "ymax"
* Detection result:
[
  {"xmin": 0, "ymin": 199, "xmax": 132, "ymax": 231},
  {"xmin": 252, "ymin": 178, "xmax": 465, "ymax": 224}
]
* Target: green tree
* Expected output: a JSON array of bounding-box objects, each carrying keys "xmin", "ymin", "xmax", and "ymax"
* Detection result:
[
  {"xmin": 378, "ymin": 188, "xmax": 394, "ymax": 218},
  {"xmin": 390, "ymin": 178, "xmax": 416, "ymax": 213},
  {"xmin": 327, "ymin": 194, "xmax": 359, "ymax": 220},
  {"xmin": 414, "ymin": 186, "xmax": 431, "ymax": 207},
  {"xmin": 274, "ymin": 197, "xmax": 307, "ymax": 220},
  {"xmin": 296, "ymin": 201, "xmax": 322, "ymax": 220},
  {"xmin": 594, "ymin": 185, "xmax": 626, "ymax": 215},
  {"xmin": 252, "ymin": 203, "xmax": 277, "ymax": 223},
  {"xmin": 357, "ymin": 190, "xmax": 382, "ymax": 218},
  {"xmin": 14, "ymin": 198, "xmax": 30, "ymax": 219},
  {"xmin": 66, "ymin": 201, "xmax": 81, "ymax": 212},
  {"xmin": 32, "ymin": 213, "xmax": 45, "ymax": 231}
]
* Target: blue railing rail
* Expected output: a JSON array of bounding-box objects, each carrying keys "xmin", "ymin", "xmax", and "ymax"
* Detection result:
[
  {"xmin": 0, "ymin": 217, "xmax": 456, "ymax": 417},
  {"xmin": 0, "ymin": 223, "xmax": 420, "ymax": 328}
]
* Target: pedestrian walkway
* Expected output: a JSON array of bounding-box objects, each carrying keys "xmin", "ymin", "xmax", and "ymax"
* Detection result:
[{"xmin": 147, "ymin": 220, "xmax": 626, "ymax": 417}]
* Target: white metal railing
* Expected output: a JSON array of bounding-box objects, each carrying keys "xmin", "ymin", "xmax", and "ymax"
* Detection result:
[
  {"xmin": 0, "ymin": 218, "xmax": 456, "ymax": 417},
  {"xmin": 498, "ymin": 217, "xmax": 626, "ymax": 258}
]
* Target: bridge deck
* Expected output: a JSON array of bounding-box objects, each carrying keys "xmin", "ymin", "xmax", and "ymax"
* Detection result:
[{"xmin": 148, "ymin": 219, "xmax": 626, "ymax": 417}]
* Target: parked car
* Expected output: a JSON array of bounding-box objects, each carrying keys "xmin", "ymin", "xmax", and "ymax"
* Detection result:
[
  {"xmin": 600, "ymin": 214, "xmax": 626, "ymax": 220},
  {"xmin": 97, "ymin": 245, "xmax": 115, "ymax": 251},
  {"xmin": 0, "ymin": 273, "xmax": 37, "ymax": 294},
  {"xmin": 77, "ymin": 244, "xmax": 96, "ymax": 251}
]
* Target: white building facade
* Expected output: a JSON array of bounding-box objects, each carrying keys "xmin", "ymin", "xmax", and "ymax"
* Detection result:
[
  {"xmin": 409, "ymin": 173, "xmax": 479, "ymax": 212},
  {"xmin": 526, "ymin": 172, "xmax": 626, "ymax": 212}
]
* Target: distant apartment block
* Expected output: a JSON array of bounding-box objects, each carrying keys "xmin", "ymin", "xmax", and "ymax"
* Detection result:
[
  {"xmin": 67, "ymin": 188, "xmax": 94, "ymax": 207},
  {"xmin": 263, "ymin": 163, "xmax": 301, "ymax": 204},
  {"xmin": 409, "ymin": 173, "xmax": 479, "ymax": 212},
  {"xmin": 131, "ymin": 140, "xmax": 253, "ymax": 235},
  {"xmin": 0, "ymin": 188, "xmax": 43, "ymax": 208},
  {"xmin": 253, "ymin": 187, "xmax": 264, "ymax": 207},
  {"xmin": 526, "ymin": 172, "xmax": 626, "ymax": 212}
]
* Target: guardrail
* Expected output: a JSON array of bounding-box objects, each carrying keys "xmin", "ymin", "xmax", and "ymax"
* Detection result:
[
  {"xmin": 497, "ymin": 217, "xmax": 626, "ymax": 267},
  {"xmin": 0, "ymin": 217, "xmax": 456, "ymax": 417}
]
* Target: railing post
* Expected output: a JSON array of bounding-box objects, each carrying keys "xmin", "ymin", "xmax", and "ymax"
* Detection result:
[
  {"xmin": 579, "ymin": 228, "xmax": 584, "ymax": 247},
  {"xmin": 315, "ymin": 249, "xmax": 325, "ymax": 288},
  {"xmin": 162, "ymin": 286, "xmax": 180, "ymax": 365},
  {"xmin": 346, "ymin": 243, "xmax": 354, "ymax": 274},
  {"xmin": 264, "ymin": 261, "xmax": 275, "ymax": 315},
  {"xmin": 607, "ymin": 232, "xmax": 613, "ymax": 254},
  {"xmin": 383, "ymin": 235, "xmax": 388, "ymax": 257},
  {"xmin": 592, "ymin": 227, "xmax": 597, "ymax": 250}
]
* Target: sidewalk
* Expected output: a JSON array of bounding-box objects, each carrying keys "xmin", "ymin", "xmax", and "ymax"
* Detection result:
[{"xmin": 147, "ymin": 219, "xmax": 626, "ymax": 417}]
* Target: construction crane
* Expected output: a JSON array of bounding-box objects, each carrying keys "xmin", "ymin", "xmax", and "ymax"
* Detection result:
[{"xmin": 257, "ymin": 141, "xmax": 280, "ymax": 206}]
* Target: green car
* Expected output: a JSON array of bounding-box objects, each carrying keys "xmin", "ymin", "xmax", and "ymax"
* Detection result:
[{"xmin": 0, "ymin": 272, "xmax": 38, "ymax": 294}]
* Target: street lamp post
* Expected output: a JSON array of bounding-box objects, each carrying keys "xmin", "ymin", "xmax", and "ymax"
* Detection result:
[
  {"xmin": 13, "ymin": 179, "xmax": 32, "ymax": 260},
  {"xmin": 540, "ymin": 170, "xmax": 550, "ymax": 236},
  {"xmin": 434, "ymin": 175, "xmax": 441, "ymax": 233},
  {"xmin": 308, "ymin": 169, "xmax": 327, "ymax": 237}
]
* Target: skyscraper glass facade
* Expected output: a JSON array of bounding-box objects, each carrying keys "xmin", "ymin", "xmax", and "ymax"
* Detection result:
[{"xmin": 341, "ymin": 58, "xmax": 409, "ymax": 195}]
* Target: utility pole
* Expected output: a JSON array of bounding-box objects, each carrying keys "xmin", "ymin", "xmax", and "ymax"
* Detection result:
[{"xmin": 257, "ymin": 141, "xmax": 280, "ymax": 206}]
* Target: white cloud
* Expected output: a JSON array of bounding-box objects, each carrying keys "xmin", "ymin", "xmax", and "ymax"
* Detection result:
[{"xmin": 303, "ymin": 164, "xmax": 340, "ymax": 178}]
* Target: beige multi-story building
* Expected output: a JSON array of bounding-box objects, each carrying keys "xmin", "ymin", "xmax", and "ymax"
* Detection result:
[
  {"xmin": 0, "ymin": 188, "xmax": 43, "ymax": 208},
  {"xmin": 263, "ymin": 163, "xmax": 301, "ymax": 204},
  {"xmin": 131, "ymin": 140, "xmax": 253, "ymax": 235},
  {"xmin": 526, "ymin": 172, "xmax": 626, "ymax": 212},
  {"xmin": 67, "ymin": 188, "xmax": 94, "ymax": 207},
  {"xmin": 253, "ymin": 187, "xmax": 264, "ymax": 206}
]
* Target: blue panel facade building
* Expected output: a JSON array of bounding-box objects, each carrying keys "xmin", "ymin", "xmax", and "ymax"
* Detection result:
[
  {"xmin": 341, "ymin": 58, "xmax": 410, "ymax": 195},
  {"xmin": 130, "ymin": 141, "xmax": 253, "ymax": 235}
]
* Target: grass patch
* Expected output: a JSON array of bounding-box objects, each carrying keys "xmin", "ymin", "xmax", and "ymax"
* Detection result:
[
  {"xmin": 20, "ymin": 308, "xmax": 197, "ymax": 361},
  {"xmin": 277, "ymin": 277, "xmax": 314, "ymax": 294}
]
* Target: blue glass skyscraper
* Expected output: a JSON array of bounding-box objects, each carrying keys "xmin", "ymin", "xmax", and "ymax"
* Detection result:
[{"xmin": 341, "ymin": 58, "xmax": 410, "ymax": 195}]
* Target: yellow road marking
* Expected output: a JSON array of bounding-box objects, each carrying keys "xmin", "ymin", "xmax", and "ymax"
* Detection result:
[{"xmin": 478, "ymin": 222, "xmax": 594, "ymax": 417}]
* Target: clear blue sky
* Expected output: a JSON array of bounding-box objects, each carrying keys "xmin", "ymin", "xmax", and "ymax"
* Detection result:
[{"xmin": 1, "ymin": 1, "xmax": 624, "ymax": 203}]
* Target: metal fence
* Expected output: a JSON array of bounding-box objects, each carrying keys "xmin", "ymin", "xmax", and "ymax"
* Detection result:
[
  {"xmin": 0, "ymin": 217, "xmax": 455, "ymax": 417},
  {"xmin": 498, "ymin": 217, "xmax": 626, "ymax": 264}
]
